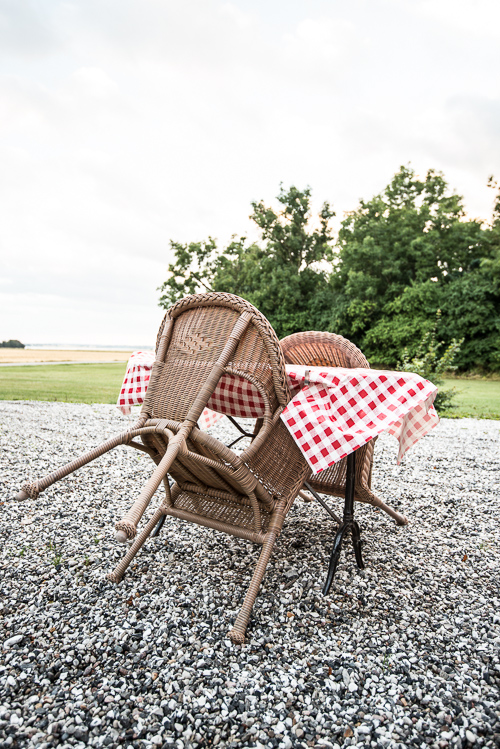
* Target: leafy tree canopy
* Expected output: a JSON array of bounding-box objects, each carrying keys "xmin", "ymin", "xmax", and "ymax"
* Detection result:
[
  {"xmin": 159, "ymin": 168, "xmax": 500, "ymax": 371},
  {"xmin": 158, "ymin": 185, "xmax": 336, "ymax": 338},
  {"xmin": 481, "ymin": 176, "xmax": 500, "ymax": 291},
  {"xmin": 0, "ymin": 339, "xmax": 25, "ymax": 348},
  {"xmin": 331, "ymin": 165, "xmax": 485, "ymax": 331},
  {"xmin": 329, "ymin": 166, "xmax": 499, "ymax": 370}
]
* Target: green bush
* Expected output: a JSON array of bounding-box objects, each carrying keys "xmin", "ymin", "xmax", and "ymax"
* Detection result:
[{"xmin": 398, "ymin": 311, "xmax": 463, "ymax": 412}]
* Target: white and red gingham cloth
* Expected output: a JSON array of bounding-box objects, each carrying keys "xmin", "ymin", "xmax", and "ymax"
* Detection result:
[
  {"xmin": 117, "ymin": 352, "xmax": 266, "ymax": 429},
  {"xmin": 117, "ymin": 351, "xmax": 153, "ymax": 413},
  {"xmin": 283, "ymin": 366, "xmax": 438, "ymax": 472},
  {"xmin": 118, "ymin": 353, "xmax": 438, "ymax": 473}
]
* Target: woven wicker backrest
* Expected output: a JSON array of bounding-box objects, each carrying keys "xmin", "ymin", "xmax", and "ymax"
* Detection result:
[
  {"xmin": 280, "ymin": 331, "xmax": 369, "ymax": 369},
  {"xmin": 144, "ymin": 292, "xmax": 290, "ymax": 423}
]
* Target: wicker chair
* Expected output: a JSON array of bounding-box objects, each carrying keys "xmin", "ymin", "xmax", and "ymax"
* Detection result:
[
  {"xmin": 16, "ymin": 293, "xmax": 309, "ymax": 643},
  {"xmin": 280, "ymin": 331, "xmax": 408, "ymax": 526}
]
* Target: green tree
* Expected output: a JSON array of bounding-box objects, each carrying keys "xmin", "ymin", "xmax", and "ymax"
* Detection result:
[
  {"xmin": 158, "ymin": 186, "xmax": 336, "ymax": 338},
  {"xmin": 0, "ymin": 339, "xmax": 25, "ymax": 348},
  {"xmin": 158, "ymin": 170, "xmax": 500, "ymax": 371},
  {"xmin": 362, "ymin": 280, "xmax": 441, "ymax": 366},
  {"xmin": 330, "ymin": 165, "xmax": 497, "ymax": 369},
  {"xmin": 438, "ymin": 272, "xmax": 500, "ymax": 370},
  {"xmin": 481, "ymin": 176, "xmax": 500, "ymax": 290}
]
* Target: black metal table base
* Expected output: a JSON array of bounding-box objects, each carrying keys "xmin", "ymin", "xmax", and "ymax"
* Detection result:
[
  {"xmin": 322, "ymin": 450, "xmax": 364, "ymax": 595},
  {"xmin": 152, "ymin": 514, "xmax": 166, "ymax": 537}
]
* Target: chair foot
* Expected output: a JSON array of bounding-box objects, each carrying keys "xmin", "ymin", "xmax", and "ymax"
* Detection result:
[
  {"xmin": 16, "ymin": 481, "xmax": 40, "ymax": 500},
  {"xmin": 109, "ymin": 508, "xmax": 164, "ymax": 583},
  {"xmin": 228, "ymin": 627, "xmax": 245, "ymax": 645},
  {"xmin": 113, "ymin": 438, "xmax": 182, "ymax": 547},
  {"xmin": 106, "ymin": 570, "xmax": 123, "ymax": 584},
  {"xmin": 115, "ymin": 521, "xmax": 136, "ymax": 543},
  {"xmin": 375, "ymin": 499, "xmax": 408, "ymax": 526},
  {"xmin": 230, "ymin": 531, "xmax": 278, "ymax": 644}
]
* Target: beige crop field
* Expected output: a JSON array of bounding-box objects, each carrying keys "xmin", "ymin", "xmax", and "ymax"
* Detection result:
[{"xmin": 0, "ymin": 349, "xmax": 134, "ymax": 364}]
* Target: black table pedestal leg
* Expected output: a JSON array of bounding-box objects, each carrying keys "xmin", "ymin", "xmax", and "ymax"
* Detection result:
[
  {"xmin": 323, "ymin": 449, "xmax": 364, "ymax": 596},
  {"xmin": 351, "ymin": 520, "xmax": 364, "ymax": 569},
  {"xmin": 322, "ymin": 523, "xmax": 350, "ymax": 595},
  {"xmin": 152, "ymin": 514, "xmax": 166, "ymax": 537}
]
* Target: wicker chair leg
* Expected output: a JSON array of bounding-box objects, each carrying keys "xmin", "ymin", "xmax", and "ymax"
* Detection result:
[
  {"xmin": 115, "ymin": 440, "xmax": 182, "ymax": 543},
  {"xmin": 15, "ymin": 432, "xmax": 131, "ymax": 501},
  {"xmin": 229, "ymin": 531, "xmax": 278, "ymax": 645},
  {"xmin": 107, "ymin": 507, "xmax": 165, "ymax": 584},
  {"xmin": 374, "ymin": 499, "xmax": 408, "ymax": 526},
  {"xmin": 151, "ymin": 514, "xmax": 166, "ymax": 537}
]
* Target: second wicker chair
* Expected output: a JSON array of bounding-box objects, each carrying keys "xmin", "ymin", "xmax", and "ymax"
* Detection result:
[{"xmin": 280, "ymin": 331, "xmax": 408, "ymax": 526}]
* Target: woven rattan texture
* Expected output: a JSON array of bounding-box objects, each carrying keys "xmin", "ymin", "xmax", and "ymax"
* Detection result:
[
  {"xmin": 147, "ymin": 306, "xmax": 240, "ymax": 421},
  {"xmin": 156, "ymin": 293, "xmax": 291, "ymax": 408},
  {"xmin": 280, "ymin": 330, "xmax": 370, "ymax": 369},
  {"xmin": 169, "ymin": 489, "xmax": 271, "ymax": 535},
  {"xmin": 244, "ymin": 418, "xmax": 309, "ymax": 510},
  {"xmin": 139, "ymin": 427, "xmax": 245, "ymax": 497}
]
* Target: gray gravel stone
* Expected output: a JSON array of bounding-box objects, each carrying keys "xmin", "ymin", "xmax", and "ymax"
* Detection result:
[
  {"xmin": 0, "ymin": 401, "xmax": 499, "ymax": 748},
  {"xmin": 3, "ymin": 636, "xmax": 23, "ymax": 649}
]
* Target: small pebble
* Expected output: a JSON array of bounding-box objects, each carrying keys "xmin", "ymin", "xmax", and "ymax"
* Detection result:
[{"xmin": 3, "ymin": 635, "xmax": 23, "ymax": 648}]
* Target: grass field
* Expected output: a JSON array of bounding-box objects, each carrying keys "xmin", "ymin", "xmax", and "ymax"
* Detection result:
[
  {"xmin": 0, "ymin": 364, "xmax": 498, "ymax": 419},
  {"xmin": 0, "ymin": 363, "xmax": 127, "ymax": 404},
  {"xmin": 440, "ymin": 378, "xmax": 500, "ymax": 419}
]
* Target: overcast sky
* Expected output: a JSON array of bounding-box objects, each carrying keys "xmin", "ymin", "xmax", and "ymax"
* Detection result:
[{"xmin": 1, "ymin": 0, "xmax": 500, "ymax": 346}]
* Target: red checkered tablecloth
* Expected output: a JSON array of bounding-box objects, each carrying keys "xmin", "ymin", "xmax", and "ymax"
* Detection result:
[
  {"xmin": 283, "ymin": 366, "xmax": 438, "ymax": 472},
  {"xmin": 117, "ymin": 352, "xmax": 153, "ymax": 413},
  {"xmin": 118, "ymin": 353, "xmax": 438, "ymax": 472},
  {"xmin": 117, "ymin": 352, "xmax": 265, "ymax": 430}
]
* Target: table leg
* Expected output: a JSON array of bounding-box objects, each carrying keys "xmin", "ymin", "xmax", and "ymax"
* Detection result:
[
  {"xmin": 152, "ymin": 514, "xmax": 166, "ymax": 537},
  {"xmin": 322, "ymin": 450, "xmax": 364, "ymax": 595}
]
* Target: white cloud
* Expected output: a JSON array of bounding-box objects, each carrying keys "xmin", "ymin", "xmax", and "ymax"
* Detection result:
[
  {"xmin": 0, "ymin": 0, "xmax": 60, "ymax": 58},
  {"xmin": 406, "ymin": 0, "xmax": 500, "ymax": 40},
  {"xmin": 284, "ymin": 16, "xmax": 361, "ymax": 66}
]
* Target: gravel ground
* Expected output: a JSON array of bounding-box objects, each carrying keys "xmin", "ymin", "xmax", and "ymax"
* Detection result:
[{"xmin": 0, "ymin": 401, "xmax": 499, "ymax": 749}]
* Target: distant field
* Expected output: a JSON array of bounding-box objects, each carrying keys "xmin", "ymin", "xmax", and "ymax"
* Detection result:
[
  {"xmin": 0, "ymin": 349, "xmax": 133, "ymax": 364},
  {"xmin": 0, "ymin": 364, "xmax": 498, "ymax": 419},
  {"xmin": 0, "ymin": 363, "xmax": 127, "ymax": 404}
]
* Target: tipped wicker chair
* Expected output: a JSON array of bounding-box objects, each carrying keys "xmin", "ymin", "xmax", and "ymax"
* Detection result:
[
  {"xmin": 15, "ymin": 293, "xmax": 309, "ymax": 643},
  {"xmin": 280, "ymin": 331, "xmax": 408, "ymax": 526}
]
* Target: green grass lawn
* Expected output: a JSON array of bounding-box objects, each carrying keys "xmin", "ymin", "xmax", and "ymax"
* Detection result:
[
  {"xmin": 0, "ymin": 363, "xmax": 127, "ymax": 405},
  {"xmin": 440, "ymin": 378, "xmax": 500, "ymax": 419},
  {"xmin": 0, "ymin": 363, "xmax": 498, "ymax": 419}
]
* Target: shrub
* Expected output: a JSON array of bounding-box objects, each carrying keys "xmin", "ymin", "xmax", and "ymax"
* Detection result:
[{"xmin": 398, "ymin": 311, "xmax": 463, "ymax": 412}]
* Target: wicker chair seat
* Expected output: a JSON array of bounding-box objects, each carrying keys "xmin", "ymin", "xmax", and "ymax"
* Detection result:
[{"xmin": 165, "ymin": 487, "xmax": 272, "ymax": 543}]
